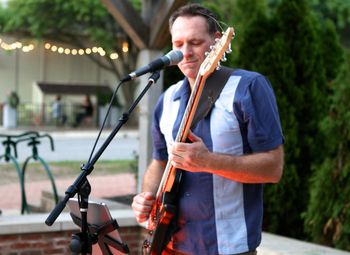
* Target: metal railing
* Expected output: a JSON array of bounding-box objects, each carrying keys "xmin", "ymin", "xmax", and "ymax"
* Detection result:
[
  {"xmin": 1, "ymin": 103, "xmax": 97, "ymax": 128},
  {"xmin": 0, "ymin": 131, "xmax": 58, "ymax": 214}
]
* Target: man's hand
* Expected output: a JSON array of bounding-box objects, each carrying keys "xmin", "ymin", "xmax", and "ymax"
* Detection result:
[
  {"xmin": 131, "ymin": 192, "xmax": 155, "ymax": 224},
  {"xmin": 169, "ymin": 131, "xmax": 210, "ymax": 172}
]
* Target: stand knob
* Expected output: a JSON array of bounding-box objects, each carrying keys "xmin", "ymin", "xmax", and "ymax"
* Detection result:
[{"xmin": 70, "ymin": 234, "xmax": 83, "ymax": 254}]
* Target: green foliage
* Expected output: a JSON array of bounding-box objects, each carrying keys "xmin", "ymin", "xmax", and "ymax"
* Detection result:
[
  {"xmin": 2, "ymin": 0, "xmax": 119, "ymax": 52},
  {"xmin": 267, "ymin": 0, "xmax": 350, "ymax": 30},
  {"xmin": 304, "ymin": 51, "xmax": 350, "ymax": 250},
  {"xmin": 309, "ymin": 0, "xmax": 350, "ymax": 30},
  {"xmin": 236, "ymin": 0, "xmax": 344, "ymax": 239},
  {"xmin": 200, "ymin": 0, "xmax": 269, "ymax": 66},
  {"xmin": 7, "ymin": 91, "xmax": 20, "ymax": 108},
  {"xmin": 0, "ymin": 0, "xmax": 139, "ymax": 83},
  {"xmin": 96, "ymin": 90, "xmax": 122, "ymax": 108}
]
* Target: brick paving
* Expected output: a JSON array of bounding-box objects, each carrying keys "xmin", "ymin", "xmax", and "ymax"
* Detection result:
[{"xmin": 0, "ymin": 173, "xmax": 136, "ymax": 216}]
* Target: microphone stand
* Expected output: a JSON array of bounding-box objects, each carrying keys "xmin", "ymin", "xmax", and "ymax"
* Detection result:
[{"xmin": 45, "ymin": 70, "xmax": 161, "ymax": 254}]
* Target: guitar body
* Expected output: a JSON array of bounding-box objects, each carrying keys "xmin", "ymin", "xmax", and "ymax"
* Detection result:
[
  {"xmin": 144, "ymin": 170, "xmax": 182, "ymax": 255},
  {"xmin": 150, "ymin": 170, "xmax": 182, "ymax": 254}
]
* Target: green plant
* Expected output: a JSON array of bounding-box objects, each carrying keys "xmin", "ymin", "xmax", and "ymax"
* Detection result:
[
  {"xmin": 236, "ymin": 0, "xmax": 344, "ymax": 239},
  {"xmin": 97, "ymin": 90, "xmax": 122, "ymax": 108},
  {"xmin": 7, "ymin": 91, "xmax": 19, "ymax": 108},
  {"xmin": 304, "ymin": 51, "xmax": 350, "ymax": 251}
]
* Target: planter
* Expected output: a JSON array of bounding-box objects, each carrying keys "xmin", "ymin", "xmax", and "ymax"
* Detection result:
[
  {"xmin": 2, "ymin": 104, "xmax": 17, "ymax": 128},
  {"xmin": 110, "ymin": 106, "xmax": 121, "ymax": 127},
  {"xmin": 99, "ymin": 106, "xmax": 121, "ymax": 128}
]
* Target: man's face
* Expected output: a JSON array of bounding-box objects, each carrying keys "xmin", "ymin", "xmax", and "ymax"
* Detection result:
[{"xmin": 171, "ymin": 16, "xmax": 218, "ymax": 82}]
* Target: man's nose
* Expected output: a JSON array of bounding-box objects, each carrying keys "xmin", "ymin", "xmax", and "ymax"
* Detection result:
[{"xmin": 182, "ymin": 44, "xmax": 193, "ymax": 58}]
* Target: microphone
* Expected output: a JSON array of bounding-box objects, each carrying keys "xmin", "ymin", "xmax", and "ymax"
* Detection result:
[{"xmin": 120, "ymin": 50, "xmax": 183, "ymax": 82}]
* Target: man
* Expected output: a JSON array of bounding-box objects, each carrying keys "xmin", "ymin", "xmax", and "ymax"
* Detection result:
[{"xmin": 132, "ymin": 3, "xmax": 284, "ymax": 254}]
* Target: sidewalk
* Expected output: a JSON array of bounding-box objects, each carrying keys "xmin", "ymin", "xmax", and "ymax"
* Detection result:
[
  {"xmin": 0, "ymin": 173, "xmax": 136, "ymax": 216},
  {"xmin": 0, "ymin": 125, "xmax": 139, "ymax": 139},
  {"xmin": 0, "ymin": 126, "xmax": 139, "ymax": 216},
  {"xmin": 0, "ymin": 126, "xmax": 139, "ymax": 162}
]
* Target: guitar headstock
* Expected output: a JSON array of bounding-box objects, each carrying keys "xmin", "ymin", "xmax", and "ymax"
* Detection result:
[{"xmin": 199, "ymin": 27, "xmax": 235, "ymax": 77}]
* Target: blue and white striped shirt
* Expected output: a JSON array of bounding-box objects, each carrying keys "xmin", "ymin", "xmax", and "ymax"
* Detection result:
[{"xmin": 151, "ymin": 69, "xmax": 284, "ymax": 254}]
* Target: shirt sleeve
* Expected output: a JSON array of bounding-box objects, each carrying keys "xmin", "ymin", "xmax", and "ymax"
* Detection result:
[
  {"xmin": 236, "ymin": 74, "xmax": 284, "ymax": 152},
  {"xmin": 151, "ymin": 93, "xmax": 169, "ymax": 160}
]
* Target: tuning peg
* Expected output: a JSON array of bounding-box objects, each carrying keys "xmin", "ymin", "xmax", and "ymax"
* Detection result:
[
  {"xmin": 221, "ymin": 54, "xmax": 227, "ymax": 62},
  {"xmin": 205, "ymin": 51, "xmax": 210, "ymax": 56},
  {"xmin": 216, "ymin": 62, "xmax": 221, "ymax": 70},
  {"xmin": 210, "ymin": 45, "xmax": 215, "ymax": 50},
  {"xmin": 226, "ymin": 43, "xmax": 232, "ymax": 54}
]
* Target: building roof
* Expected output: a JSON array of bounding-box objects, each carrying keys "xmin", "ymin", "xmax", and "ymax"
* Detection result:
[{"xmin": 36, "ymin": 82, "xmax": 112, "ymax": 95}]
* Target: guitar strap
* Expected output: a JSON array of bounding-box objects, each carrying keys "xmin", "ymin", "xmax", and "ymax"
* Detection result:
[
  {"xmin": 162, "ymin": 67, "xmax": 235, "ymax": 251},
  {"xmin": 191, "ymin": 66, "xmax": 234, "ymax": 128}
]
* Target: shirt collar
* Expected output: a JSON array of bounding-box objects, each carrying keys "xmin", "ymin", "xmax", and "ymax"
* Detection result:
[{"xmin": 173, "ymin": 78, "xmax": 191, "ymax": 101}]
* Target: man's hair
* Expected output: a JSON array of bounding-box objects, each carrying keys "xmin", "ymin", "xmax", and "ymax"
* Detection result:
[{"xmin": 169, "ymin": 3, "xmax": 221, "ymax": 35}]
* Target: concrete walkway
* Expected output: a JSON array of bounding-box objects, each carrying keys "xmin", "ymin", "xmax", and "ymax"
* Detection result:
[
  {"xmin": 0, "ymin": 127, "xmax": 139, "ymax": 162},
  {"xmin": 257, "ymin": 232, "xmax": 350, "ymax": 255},
  {"xmin": 0, "ymin": 173, "xmax": 136, "ymax": 216}
]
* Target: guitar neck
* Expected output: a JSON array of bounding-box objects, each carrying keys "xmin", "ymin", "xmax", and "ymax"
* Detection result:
[
  {"xmin": 155, "ymin": 27, "xmax": 234, "ymax": 198},
  {"xmin": 157, "ymin": 73, "xmax": 207, "ymax": 195}
]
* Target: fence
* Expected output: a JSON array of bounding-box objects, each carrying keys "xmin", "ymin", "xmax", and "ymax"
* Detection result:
[{"xmin": 0, "ymin": 102, "xmax": 98, "ymax": 128}]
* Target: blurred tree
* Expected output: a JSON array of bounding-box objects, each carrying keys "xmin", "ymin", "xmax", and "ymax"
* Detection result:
[
  {"xmin": 266, "ymin": 0, "xmax": 350, "ymax": 47},
  {"xmin": 236, "ymin": 0, "xmax": 344, "ymax": 239},
  {"xmin": 0, "ymin": 0, "xmax": 141, "ymax": 113},
  {"xmin": 309, "ymin": 0, "xmax": 350, "ymax": 48},
  {"xmin": 304, "ymin": 49, "xmax": 350, "ymax": 250},
  {"xmin": 309, "ymin": 0, "xmax": 350, "ymax": 30}
]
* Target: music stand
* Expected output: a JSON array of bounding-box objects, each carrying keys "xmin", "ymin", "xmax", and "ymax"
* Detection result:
[{"xmin": 68, "ymin": 198, "xmax": 129, "ymax": 255}]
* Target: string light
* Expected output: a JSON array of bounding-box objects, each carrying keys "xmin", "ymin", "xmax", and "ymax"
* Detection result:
[
  {"xmin": 0, "ymin": 37, "xmax": 34, "ymax": 52},
  {"xmin": 122, "ymin": 42, "xmax": 129, "ymax": 53},
  {"xmin": 51, "ymin": 45, "xmax": 57, "ymax": 52},
  {"xmin": 110, "ymin": 52, "xmax": 119, "ymax": 59},
  {"xmin": 0, "ymin": 37, "xmax": 126, "ymax": 60},
  {"xmin": 58, "ymin": 47, "xmax": 64, "ymax": 54}
]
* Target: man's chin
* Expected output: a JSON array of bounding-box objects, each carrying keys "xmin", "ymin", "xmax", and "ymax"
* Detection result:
[{"xmin": 181, "ymin": 69, "xmax": 199, "ymax": 80}]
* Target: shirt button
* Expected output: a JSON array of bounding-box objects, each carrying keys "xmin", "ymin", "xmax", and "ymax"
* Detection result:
[{"xmin": 184, "ymin": 192, "xmax": 191, "ymax": 197}]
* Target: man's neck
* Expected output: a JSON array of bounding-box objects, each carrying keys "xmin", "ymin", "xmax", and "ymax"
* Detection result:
[{"xmin": 188, "ymin": 78, "xmax": 195, "ymax": 90}]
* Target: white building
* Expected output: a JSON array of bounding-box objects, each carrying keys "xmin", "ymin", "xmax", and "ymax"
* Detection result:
[
  {"xmin": 0, "ymin": 35, "xmax": 120, "ymax": 126},
  {"xmin": 0, "ymin": 35, "xmax": 118, "ymax": 103}
]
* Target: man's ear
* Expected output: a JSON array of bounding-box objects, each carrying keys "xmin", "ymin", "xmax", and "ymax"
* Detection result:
[{"xmin": 214, "ymin": 31, "xmax": 222, "ymax": 39}]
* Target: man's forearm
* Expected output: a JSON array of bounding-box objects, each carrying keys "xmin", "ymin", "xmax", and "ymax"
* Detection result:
[
  {"xmin": 208, "ymin": 145, "xmax": 284, "ymax": 183},
  {"xmin": 142, "ymin": 159, "xmax": 167, "ymax": 194}
]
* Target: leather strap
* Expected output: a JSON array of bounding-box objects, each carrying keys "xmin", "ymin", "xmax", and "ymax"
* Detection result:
[{"xmin": 191, "ymin": 66, "xmax": 234, "ymax": 128}]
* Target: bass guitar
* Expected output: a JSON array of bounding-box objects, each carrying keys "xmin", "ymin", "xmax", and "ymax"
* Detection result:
[{"xmin": 143, "ymin": 27, "xmax": 235, "ymax": 255}]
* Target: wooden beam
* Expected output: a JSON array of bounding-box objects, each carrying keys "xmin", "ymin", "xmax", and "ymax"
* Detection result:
[
  {"xmin": 148, "ymin": 0, "xmax": 189, "ymax": 49},
  {"xmin": 101, "ymin": 0, "xmax": 149, "ymax": 49}
]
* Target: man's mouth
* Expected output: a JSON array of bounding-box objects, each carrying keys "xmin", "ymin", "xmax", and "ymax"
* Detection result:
[{"xmin": 181, "ymin": 60, "xmax": 197, "ymax": 67}]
